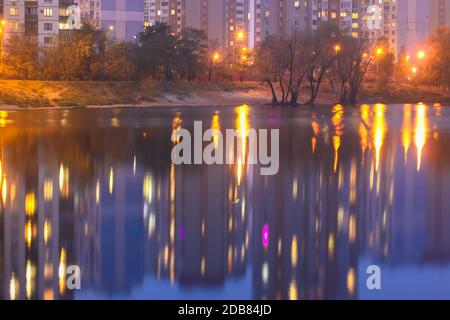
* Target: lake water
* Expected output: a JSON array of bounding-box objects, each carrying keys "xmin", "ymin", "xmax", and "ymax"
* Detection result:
[{"xmin": 1, "ymin": 103, "xmax": 450, "ymax": 300}]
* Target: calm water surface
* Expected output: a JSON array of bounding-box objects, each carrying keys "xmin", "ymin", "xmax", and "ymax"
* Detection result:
[{"xmin": 0, "ymin": 103, "xmax": 450, "ymax": 300}]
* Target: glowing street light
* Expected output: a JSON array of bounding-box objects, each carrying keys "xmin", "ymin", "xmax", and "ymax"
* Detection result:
[
  {"xmin": 417, "ymin": 51, "xmax": 426, "ymax": 81},
  {"xmin": 213, "ymin": 52, "xmax": 220, "ymax": 62},
  {"xmin": 237, "ymin": 31, "xmax": 245, "ymax": 40},
  {"xmin": 375, "ymin": 47, "xmax": 383, "ymax": 81},
  {"xmin": 412, "ymin": 66, "xmax": 418, "ymax": 75},
  {"xmin": 334, "ymin": 45, "xmax": 341, "ymax": 78},
  {"xmin": 417, "ymin": 50, "xmax": 426, "ymax": 60}
]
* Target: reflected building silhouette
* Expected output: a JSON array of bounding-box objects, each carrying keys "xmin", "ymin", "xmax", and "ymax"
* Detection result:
[{"xmin": 0, "ymin": 105, "xmax": 450, "ymax": 299}]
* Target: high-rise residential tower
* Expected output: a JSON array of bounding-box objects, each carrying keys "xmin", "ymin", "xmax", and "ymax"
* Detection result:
[
  {"xmin": 361, "ymin": 0, "xmax": 430, "ymax": 57},
  {"xmin": 429, "ymin": 0, "xmax": 450, "ymax": 32},
  {"xmin": 143, "ymin": 0, "xmax": 182, "ymax": 34},
  {"xmin": 77, "ymin": 0, "xmax": 144, "ymax": 42},
  {"xmin": 2, "ymin": 0, "xmax": 61, "ymax": 46},
  {"xmin": 247, "ymin": 0, "xmax": 361, "ymax": 49}
]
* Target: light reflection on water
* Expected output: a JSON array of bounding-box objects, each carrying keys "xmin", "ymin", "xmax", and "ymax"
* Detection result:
[{"xmin": 0, "ymin": 103, "xmax": 450, "ymax": 300}]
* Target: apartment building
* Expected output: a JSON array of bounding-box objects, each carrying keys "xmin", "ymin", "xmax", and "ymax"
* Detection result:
[
  {"xmin": 247, "ymin": 0, "xmax": 361, "ymax": 49},
  {"xmin": 1, "ymin": 0, "xmax": 61, "ymax": 46},
  {"xmin": 184, "ymin": 0, "xmax": 226, "ymax": 48},
  {"xmin": 429, "ymin": 0, "xmax": 450, "ymax": 32},
  {"xmin": 76, "ymin": 0, "xmax": 144, "ymax": 42},
  {"xmin": 361, "ymin": 0, "xmax": 430, "ymax": 57},
  {"xmin": 314, "ymin": 0, "xmax": 360, "ymax": 37},
  {"xmin": 0, "ymin": 0, "xmax": 77, "ymax": 46},
  {"xmin": 143, "ymin": 0, "xmax": 182, "ymax": 34}
]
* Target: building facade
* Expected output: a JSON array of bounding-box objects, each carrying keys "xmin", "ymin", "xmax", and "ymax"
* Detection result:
[
  {"xmin": 76, "ymin": 0, "xmax": 144, "ymax": 42},
  {"xmin": 429, "ymin": 0, "xmax": 450, "ymax": 32},
  {"xmin": 360, "ymin": 0, "xmax": 430, "ymax": 57},
  {"xmin": 247, "ymin": 0, "xmax": 361, "ymax": 50},
  {"xmin": 143, "ymin": 0, "xmax": 182, "ymax": 34},
  {"xmin": 0, "ymin": 0, "xmax": 77, "ymax": 46}
]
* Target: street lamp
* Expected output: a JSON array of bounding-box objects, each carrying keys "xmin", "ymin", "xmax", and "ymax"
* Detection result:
[
  {"xmin": 376, "ymin": 47, "xmax": 383, "ymax": 81},
  {"xmin": 233, "ymin": 31, "xmax": 246, "ymax": 70},
  {"xmin": 417, "ymin": 50, "xmax": 426, "ymax": 60},
  {"xmin": 334, "ymin": 44, "xmax": 341, "ymax": 80},
  {"xmin": 417, "ymin": 50, "xmax": 426, "ymax": 81}
]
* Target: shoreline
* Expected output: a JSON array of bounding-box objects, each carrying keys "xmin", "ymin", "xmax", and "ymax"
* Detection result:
[{"xmin": 0, "ymin": 80, "xmax": 448, "ymax": 110}]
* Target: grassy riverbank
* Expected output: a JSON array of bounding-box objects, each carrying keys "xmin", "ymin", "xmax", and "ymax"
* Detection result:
[
  {"xmin": 0, "ymin": 80, "xmax": 448, "ymax": 108},
  {"xmin": 0, "ymin": 80, "xmax": 261, "ymax": 108}
]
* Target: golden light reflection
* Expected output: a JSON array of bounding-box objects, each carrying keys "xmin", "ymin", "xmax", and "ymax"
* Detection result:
[
  {"xmin": 59, "ymin": 248, "xmax": 67, "ymax": 294},
  {"xmin": 44, "ymin": 219, "xmax": 52, "ymax": 244},
  {"xmin": 0, "ymin": 110, "xmax": 12, "ymax": 127},
  {"xmin": 311, "ymin": 118, "xmax": 320, "ymax": 154},
  {"xmin": 143, "ymin": 173, "xmax": 153, "ymax": 203},
  {"xmin": 289, "ymin": 280, "xmax": 298, "ymax": 300},
  {"xmin": 44, "ymin": 179, "xmax": 53, "ymax": 201},
  {"xmin": 373, "ymin": 104, "xmax": 386, "ymax": 172},
  {"xmin": 172, "ymin": 113, "xmax": 183, "ymax": 144},
  {"xmin": 402, "ymin": 105, "xmax": 412, "ymax": 163},
  {"xmin": 332, "ymin": 105, "xmax": 344, "ymax": 173},
  {"xmin": 291, "ymin": 236, "xmax": 298, "ymax": 267},
  {"xmin": 26, "ymin": 260, "xmax": 36, "ymax": 299},
  {"xmin": 347, "ymin": 268, "xmax": 356, "ymax": 295},
  {"xmin": 59, "ymin": 164, "xmax": 69, "ymax": 198},
  {"xmin": 236, "ymin": 105, "xmax": 250, "ymax": 164},
  {"xmin": 25, "ymin": 220, "xmax": 33, "ymax": 248},
  {"xmin": 328, "ymin": 233, "xmax": 335, "ymax": 258},
  {"xmin": 349, "ymin": 215, "xmax": 356, "ymax": 243},
  {"xmin": 109, "ymin": 167, "xmax": 114, "ymax": 194},
  {"xmin": 359, "ymin": 104, "xmax": 370, "ymax": 160},
  {"xmin": 292, "ymin": 178, "xmax": 298, "ymax": 200},
  {"xmin": 2, "ymin": 177, "xmax": 6, "ymax": 206},
  {"xmin": 95, "ymin": 180, "xmax": 100, "ymax": 204},
  {"xmin": 9, "ymin": 274, "xmax": 18, "ymax": 300},
  {"xmin": 25, "ymin": 192, "xmax": 36, "ymax": 216},
  {"xmin": 415, "ymin": 104, "xmax": 427, "ymax": 172},
  {"xmin": 211, "ymin": 113, "xmax": 221, "ymax": 148}
]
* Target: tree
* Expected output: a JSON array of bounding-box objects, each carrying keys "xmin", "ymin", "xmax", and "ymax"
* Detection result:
[
  {"xmin": 304, "ymin": 24, "xmax": 340, "ymax": 105},
  {"xmin": 335, "ymin": 37, "xmax": 373, "ymax": 105},
  {"xmin": 255, "ymin": 36, "xmax": 287, "ymax": 105},
  {"xmin": 103, "ymin": 42, "xmax": 137, "ymax": 80},
  {"xmin": 427, "ymin": 28, "xmax": 450, "ymax": 91},
  {"xmin": 41, "ymin": 24, "xmax": 107, "ymax": 80},
  {"xmin": 137, "ymin": 22, "xmax": 178, "ymax": 80},
  {"xmin": 3, "ymin": 35, "xmax": 39, "ymax": 79},
  {"xmin": 177, "ymin": 28, "xmax": 208, "ymax": 81},
  {"xmin": 374, "ymin": 37, "xmax": 395, "ymax": 88},
  {"xmin": 207, "ymin": 39, "xmax": 221, "ymax": 81}
]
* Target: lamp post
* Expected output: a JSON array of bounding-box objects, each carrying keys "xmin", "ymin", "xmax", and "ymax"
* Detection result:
[
  {"xmin": 232, "ymin": 31, "xmax": 245, "ymax": 75},
  {"xmin": 334, "ymin": 44, "xmax": 341, "ymax": 80},
  {"xmin": 417, "ymin": 50, "xmax": 425, "ymax": 81},
  {"xmin": 376, "ymin": 47, "xmax": 383, "ymax": 81}
]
